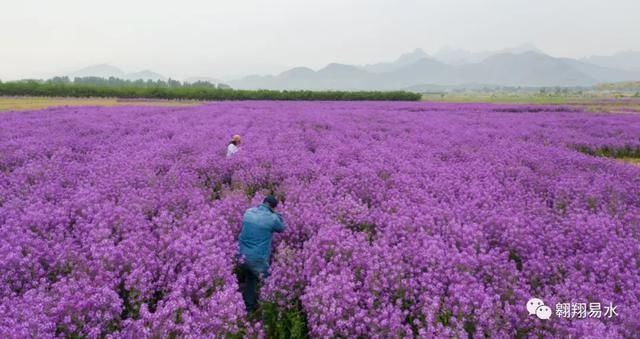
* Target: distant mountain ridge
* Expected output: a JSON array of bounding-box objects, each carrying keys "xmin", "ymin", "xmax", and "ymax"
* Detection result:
[
  {"xmin": 64, "ymin": 47, "xmax": 640, "ymax": 91},
  {"xmin": 67, "ymin": 64, "xmax": 126, "ymax": 79},
  {"xmin": 581, "ymin": 51, "xmax": 640, "ymax": 71},
  {"xmin": 67, "ymin": 64, "xmax": 167, "ymax": 81},
  {"xmin": 362, "ymin": 48, "xmax": 434, "ymax": 73},
  {"xmin": 433, "ymin": 43, "xmax": 543, "ymax": 66},
  {"xmin": 229, "ymin": 48, "xmax": 640, "ymax": 91}
]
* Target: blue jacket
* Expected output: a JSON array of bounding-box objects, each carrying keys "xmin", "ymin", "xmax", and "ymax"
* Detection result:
[{"xmin": 238, "ymin": 204, "xmax": 285, "ymax": 271}]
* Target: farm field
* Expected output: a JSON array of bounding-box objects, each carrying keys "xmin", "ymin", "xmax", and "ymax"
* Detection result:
[
  {"xmin": 1, "ymin": 101, "xmax": 639, "ymax": 337},
  {"xmin": 425, "ymin": 94, "xmax": 640, "ymax": 114},
  {"xmin": 0, "ymin": 97, "xmax": 200, "ymax": 112},
  {"xmin": 3, "ymin": 95, "xmax": 640, "ymax": 115}
]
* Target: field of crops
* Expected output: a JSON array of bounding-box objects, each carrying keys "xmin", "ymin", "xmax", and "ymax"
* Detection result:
[{"xmin": 1, "ymin": 102, "xmax": 639, "ymax": 337}]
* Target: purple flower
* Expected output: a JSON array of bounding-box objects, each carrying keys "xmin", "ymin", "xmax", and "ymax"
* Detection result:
[{"xmin": 0, "ymin": 101, "xmax": 638, "ymax": 337}]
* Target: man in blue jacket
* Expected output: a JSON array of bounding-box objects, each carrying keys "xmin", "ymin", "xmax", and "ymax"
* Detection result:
[{"xmin": 238, "ymin": 195, "xmax": 285, "ymax": 313}]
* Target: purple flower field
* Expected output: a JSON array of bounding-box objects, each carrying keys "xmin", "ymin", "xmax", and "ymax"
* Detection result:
[{"xmin": 1, "ymin": 101, "xmax": 639, "ymax": 338}]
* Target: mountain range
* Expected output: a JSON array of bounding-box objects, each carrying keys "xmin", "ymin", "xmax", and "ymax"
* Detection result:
[
  {"xmin": 67, "ymin": 64, "xmax": 168, "ymax": 82},
  {"xmin": 432, "ymin": 43, "xmax": 544, "ymax": 66},
  {"xmin": 65, "ymin": 65, "xmax": 225, "ymax": 85},
  {"xmin": 64, "ymin": 46, "xmax": 640, "ymax": 90},
  {"xmin": 229, "ymin": 47, "xmax": 640, "ymax": 90},
  {"xmin": 581, "ymin": 51, "xmax": 640, "ymax": 71}
]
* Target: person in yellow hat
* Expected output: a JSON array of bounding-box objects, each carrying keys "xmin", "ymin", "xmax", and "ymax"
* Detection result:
[{"xmin": 227, "ymin": 134, "xmax": 241, "ymax": 158}]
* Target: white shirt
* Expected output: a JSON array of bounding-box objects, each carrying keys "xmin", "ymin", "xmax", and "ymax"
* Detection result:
[{"xmin": 227, "ymin": 143, "xmax": 239, "ymax": 157}]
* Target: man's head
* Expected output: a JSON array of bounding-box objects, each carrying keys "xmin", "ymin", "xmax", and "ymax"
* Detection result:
[
  {"xmin": 232, "ymin": 134, "xmax": 241, "ymax": 145},
  {"xmin": 263, "ymin": 195, "xmax": 278, "ymax": 211}
]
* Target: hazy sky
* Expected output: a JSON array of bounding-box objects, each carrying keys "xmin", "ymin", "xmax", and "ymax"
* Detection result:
[{"xmin": 1, "ymin": 0, "xmax": 639, "ymax": 80}]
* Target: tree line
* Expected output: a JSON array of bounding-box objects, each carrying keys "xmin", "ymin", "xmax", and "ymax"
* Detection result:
[
  {"xmin": 0, "ymin": 78, "xmax": 421, "ymax": 101},
  {"xmin": 46, "ymin": 76, "xmax": 231, "ymax": 89}
]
